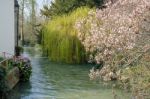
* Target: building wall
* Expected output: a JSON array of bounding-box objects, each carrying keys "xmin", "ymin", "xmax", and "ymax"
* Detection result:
[{"xmin": 0, "ymin": 0, "xmax": 15, "ymax": 55}]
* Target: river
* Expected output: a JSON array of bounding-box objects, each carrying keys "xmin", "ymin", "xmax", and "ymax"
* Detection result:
[{"xmin": 6, "ymin": 47, "xmax": 130, "ymax": 99}]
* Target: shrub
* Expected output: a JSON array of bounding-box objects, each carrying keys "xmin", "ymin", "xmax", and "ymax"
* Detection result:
[
  {"xmin": 75, "ymin": 0, "xmax": 150, "ymax": 97},
  {"xmin": 15, "ymin": 46, "xmax": 24, "ymax": 56},
  {"xmin": 0, "ymin": 66, "xmax": 7, "ymax": 92},
  {"xmin": 42, "ymin": 7, "xmax": 90, "ymax": 64},
  {"xmin": 0, "ymin": 57, "xmax": 3, "ymax": 62},
  {"xmin": 0, "ymin": 57, "xmax": 32, "ymax": 93},
  {"xmin": 121, "ymin": 65, "xmax": 150, "ymax": 98},
  {"xmin": 76, "ymin": 0, "xmax": 150, "ymax": 79},
  {"xmin": 16, "ymin": 57, "xmax": 32, "ymax": 82}
]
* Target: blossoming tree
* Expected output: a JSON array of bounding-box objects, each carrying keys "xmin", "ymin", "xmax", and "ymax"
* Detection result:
[{"xmin": 75, "ymin": 0, "xmax": 150, "ymax": 81}]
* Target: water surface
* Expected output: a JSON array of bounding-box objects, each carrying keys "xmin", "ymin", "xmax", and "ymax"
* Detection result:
[{"xmin": 7, "ymin": 47, "xmax": 130, "ymax": 99}]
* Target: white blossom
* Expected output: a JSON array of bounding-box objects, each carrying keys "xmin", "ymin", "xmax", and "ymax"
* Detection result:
[{"xmin": 75, "ymin": 0, "xmax": 150, "ymax": 81}]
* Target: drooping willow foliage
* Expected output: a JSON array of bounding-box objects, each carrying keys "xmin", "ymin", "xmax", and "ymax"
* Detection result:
[{"xmin": 42, "ymin": 7, "xmax": 90, "ymax": 64}]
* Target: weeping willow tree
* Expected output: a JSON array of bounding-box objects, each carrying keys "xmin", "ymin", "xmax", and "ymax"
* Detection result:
[{"xmin": 42, "ymin": 7, "xmax": 90, "ymax": 64}]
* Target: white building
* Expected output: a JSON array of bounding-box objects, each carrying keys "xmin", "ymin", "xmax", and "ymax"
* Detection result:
[{"xmin": 0, "ymin": 0, "xmax": 19, "ymax": 55}]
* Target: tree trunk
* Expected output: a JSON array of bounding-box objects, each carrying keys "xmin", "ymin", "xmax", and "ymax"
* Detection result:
[{"xmin": 21, "ymin": 0, "xmax": 25, "ymax": 45}]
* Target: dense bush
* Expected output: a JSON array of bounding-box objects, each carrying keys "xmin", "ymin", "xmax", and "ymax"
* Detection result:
[
  {"xmin": 121, "ymin": 65, "xmax": 150, "ymax": 98},
  {"xmin": 0, "ymin": 67, "xmax": 7, "ymax": 92},
  {"xmin": 42, "ymin": 7, "xmax": 90, "ymax": 64},
  {"xmin": 0, "ymin": 57, "xmax": 32, "ymax": 93},
  {"xmin": 43, "ymin": 8, "xmax": 89, "ymax": 63},
  {"xmin": 75, "ymin": 0, "xmax": 150, "ymax": 98},
  {"xmin": 0, "ymin": 57, "xmax": 3, "ymax": 61},
  {"xmin": 16, "ymin": 57, "xmax": 32, "ymax": 82},
  {"xmin": 15, "ymin": 46, "xmax": 24, "ymax": 56},
  {"xmin": 76, "ymin": 0, "xmax": 150, "ymax": 78}
]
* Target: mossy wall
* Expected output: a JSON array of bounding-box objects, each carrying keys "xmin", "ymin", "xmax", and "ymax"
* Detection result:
[{"xmin": 42, "ymin": 7, "xmax": 90, "ymax": 64}]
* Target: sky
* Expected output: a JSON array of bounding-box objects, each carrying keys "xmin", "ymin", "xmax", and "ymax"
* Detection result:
[
  {"xmin": 37, "ymin": 0, "xmax": 52, "ymax": 9},
  {"xmin": 22, "ymin": 0, "xmax": 52, "ymax": 17},
  {"xmin": 36, "ymin": 0, "xmax": 52, "ymax": 15},
  {"xmin": 37, "ymin": 0, "xmax": 44, "ymax": 9}
]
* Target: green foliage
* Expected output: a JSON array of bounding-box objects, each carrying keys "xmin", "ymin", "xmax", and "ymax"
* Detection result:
[
  {"xmin": 15, "ymin": 46, "xmax": 24, "ymax": 56},
  {"xmin": 41, "ymin": 0, "xmax": 104, "ymax": 18},
  {"xmin": 0, "ymin": 57, "xmax": 32, "ymax": 93},
  {"xmin": 7, "ymin": 59, "xmax": 15, "ymax": 71},
  {"xmin": 16, "ymin": 59, "xmax": 32, "ymax": 82},
  {"xmin": 0, "ymin": 57, "xmax": 3, "ymax": 62},
  {"xmin": 0, "ymin": 67, "xmax": 7, "ymax": 92},
  {"xmin": 42, "ymin": 7, "xmax": 90, "ymax": 64},
  {"xmin": 121, "ymin": 65, "xmax": 150, "ymax": 98}
]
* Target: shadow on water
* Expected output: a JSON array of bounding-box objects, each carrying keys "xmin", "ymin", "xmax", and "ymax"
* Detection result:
[
  {"xmin": 1, "ymin": 82, "xmax": 32, "ymax": 99},
  {"xmin": 2, "ymin": 47, "xmax": 130, "ymax": 99}
]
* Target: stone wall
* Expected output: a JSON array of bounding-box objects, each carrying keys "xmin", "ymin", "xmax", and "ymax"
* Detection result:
[{"xmin": 5, "ymin": 67, "xmax": 20, "ymax": 90}]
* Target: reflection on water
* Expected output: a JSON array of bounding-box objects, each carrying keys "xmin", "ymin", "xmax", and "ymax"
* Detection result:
[{"xmin": 5, "ymin": 47, "xmax": 130, "ymax": 99}]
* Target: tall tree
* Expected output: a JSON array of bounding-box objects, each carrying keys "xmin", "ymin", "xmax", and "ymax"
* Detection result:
[
  {"xmin": 19, "ymin": 0, "xmax": 38, "ymax": 46},
  {"xmin": 30, "ymin": 0, "xmax": 36, "ymax": 38},
  {"xmin": 41, "ymin": 0, "xmax": 104, "ymax": 18},
  {"xmin": 19, "ymin": 0, "xmax": 25, "ymax": 45}
]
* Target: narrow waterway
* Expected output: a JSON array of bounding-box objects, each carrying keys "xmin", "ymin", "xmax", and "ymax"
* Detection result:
[{"xmin": 7, "ymin": 47, "xmax": 130, "ymax": 99}]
